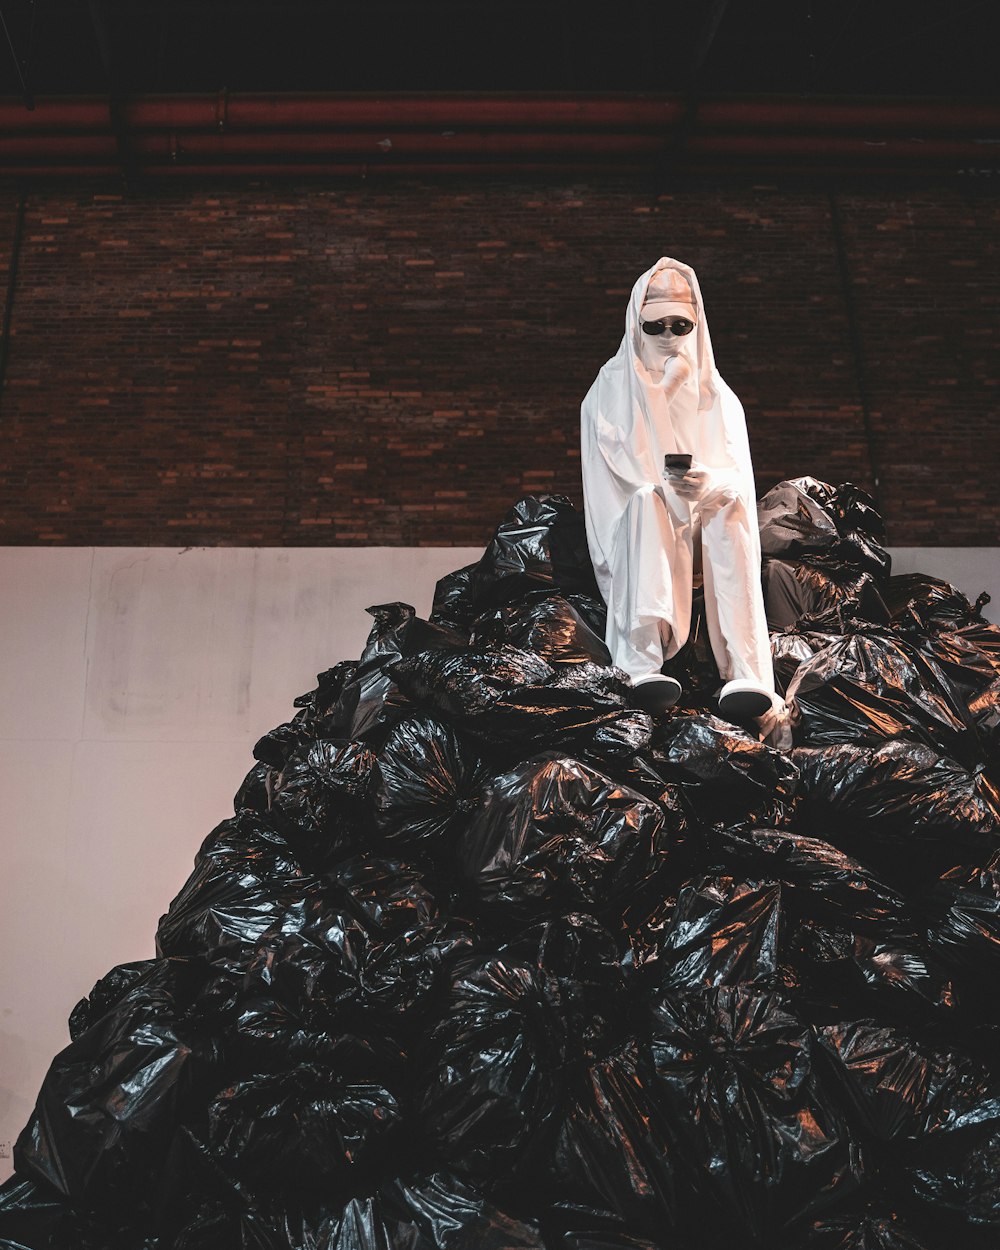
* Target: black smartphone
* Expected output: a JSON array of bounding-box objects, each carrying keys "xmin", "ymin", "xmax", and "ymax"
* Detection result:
[{"xmin": 663, "ymin": 453, "xmax": 692, "ymax": 475}]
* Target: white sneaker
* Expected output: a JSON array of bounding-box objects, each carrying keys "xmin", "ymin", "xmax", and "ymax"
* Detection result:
[
  {"xmin": 632, "ymin": 674, "xmax": 682, "ymax": 717},
  {"xmin": 718, "ymin": 678, "xmax": 774, "ymax": 721}
]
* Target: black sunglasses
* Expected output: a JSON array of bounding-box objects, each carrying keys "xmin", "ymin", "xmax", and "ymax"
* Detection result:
[{"xmin": 641, "ymin": 317, "xmax": 695, "ymax": 337}]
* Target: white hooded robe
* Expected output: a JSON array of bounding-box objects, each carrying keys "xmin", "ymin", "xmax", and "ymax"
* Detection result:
[{"xmin": 580, "ymin": 256, "xmax": 774, "ymax": 696}]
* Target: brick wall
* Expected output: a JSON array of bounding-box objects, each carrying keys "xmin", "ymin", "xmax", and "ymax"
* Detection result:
[{"xmin": 0, "ymin": 177, "xmax": 996, "ymax": 546}]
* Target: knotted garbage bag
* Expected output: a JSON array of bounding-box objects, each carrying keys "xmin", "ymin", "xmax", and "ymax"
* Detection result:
[
  {"xmin": 373, "ymin": 713, "xmax": 491, "ymax": 862},
  {"xmin": 156, "ymin": 812, "xmax": 319, "ymax": 973},
  {"xmin": 470, "ymin": 592, "xmax": 611, "ymax": 668},
  {"xmin": 456, "ymin": 754, "xmax": 670, "ymax": 926},
  {"xmin": 884, "ymin": 573, "xmax": 990, "ymax": 634},
  {"xmin": 648, "ymin": 984, "xmax": 857, "ymax": 1242},
  {"xmin": 784, "ymin": 628, "xmax": 980, "ymax": 769},
  {"xmin": 14, "ymin": 959, "xmax": 228, "ymax": 1211},
  {"xmin": 644, "ymin": 712, "xmax": 798, "ymax": 824},
  {"xmin": 793, "ymin": 740, "xmax": 1000, "ymax": 876},
  {"xmin": 762, "ymin": 557, "xmax": 890, "ymax": 631},
  {"xmin": 757, "ymin": 477, "xmax": 890, "ymax": 579},
  {"xmin": 418, "ymin": 914, "xmax": 625, "ymax": 1182}
]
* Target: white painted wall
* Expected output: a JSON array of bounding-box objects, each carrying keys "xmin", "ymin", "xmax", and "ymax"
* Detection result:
[{"xmin": 0, "ymin": 543, "xmax": 998, "ymax": 1179}]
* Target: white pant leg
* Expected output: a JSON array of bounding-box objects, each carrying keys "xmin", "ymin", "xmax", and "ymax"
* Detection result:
[
  {"xmin": 606, "ymin": 484, "xmax": 693, "ymax": 684},
  {"xmin": 698, "ymin": 484, "xmax": 775, "ymax": 692}
]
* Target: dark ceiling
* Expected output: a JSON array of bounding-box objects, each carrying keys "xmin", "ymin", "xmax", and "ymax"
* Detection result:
[{"xmin": 1, "ymin": 0, "xmax": 998, "ymax": 99}]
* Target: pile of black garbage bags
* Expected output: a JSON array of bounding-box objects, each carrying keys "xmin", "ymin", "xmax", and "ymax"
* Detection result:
[{"xmin": 4, "ymin": 477, "xmax": 1000, "ymax": 1250}]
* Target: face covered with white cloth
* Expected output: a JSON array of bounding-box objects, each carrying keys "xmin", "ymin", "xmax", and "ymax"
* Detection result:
[{"xmin": 580, "ymin": 256, "xmax": 777, "ymax": 716}]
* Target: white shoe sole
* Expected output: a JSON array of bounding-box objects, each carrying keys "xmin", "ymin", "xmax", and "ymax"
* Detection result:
[
  {"xmin": 718, "ymin": 679, "xmax": 773, "ymax": 721},
  {"xmin": 632, "ymin": 675, "xmax": 682, "ymax": 716}
]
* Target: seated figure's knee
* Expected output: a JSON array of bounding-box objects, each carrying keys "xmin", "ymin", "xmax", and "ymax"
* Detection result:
[
  {"xmin": 628, "ymin": 482, "xmax": 660, "ymax": 506},
  {"xmin": 701, "ymin": 482, "xmax": 745, "ymax": 519},
  {"xmin": 623, "ymin": 482, "xmax": 665, "ymax": 521}
]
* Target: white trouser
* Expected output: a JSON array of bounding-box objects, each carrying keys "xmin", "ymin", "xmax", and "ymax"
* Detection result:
[{"xmin": 605, "ymin": 481, "xmax": 774, "ymax": 694}]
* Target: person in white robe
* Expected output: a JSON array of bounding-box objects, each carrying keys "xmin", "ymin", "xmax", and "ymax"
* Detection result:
[{"xmin": 580, "ymin": 256, "xmax": 780, "ymax": 725}]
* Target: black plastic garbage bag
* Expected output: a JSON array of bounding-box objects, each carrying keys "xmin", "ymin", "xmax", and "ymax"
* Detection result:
[
  {"xmin": 418, "ymin": 915, "xmax": 624, "ymax": 1180},
  {"xmin": 954, "ymin": 620, "xmax": 1000, "ymax": 671},
  {"xmin": 896, "ymin": 627, "xmax": 998, "ymax": 706},
  {"xmin": 391, "ymin": 647, "xmax": 632, "ymax": 749},
  {"xmin": 232, "ymin": 993, "xmax": 409, "ymax": 1086},
  {"xmin": 785, "ymin": 918, "xmax": 955, "ymax": 1018},
  {"xmin": 792, "ymin": 741, "xmax": 1000, "ymax": 870},
  {"xmin": 773, "ymin": 630, "xmax": 827, "ymax": 668},
  {"xmin": 470, "ymin": 593, "xmax": 611, "ymax": 668},
  {"xmin": 254, "ymin": 605, "xmax": 464, "ymax": 762},
  {"xmin": 814, "ymin": 1019, "xmax": 1000, "ymax": 1143},
  {"xmin": 68, "ymin": 959, "xmax": 160, "ymax": 1041},
  {"xmin": 833, "ymin": 481, "xmax": 888, "ymax": 544},
  {"xmin": 380, "ymin": 1173, "xmax": 545, "ymax": 1250},
  {"xmin": 242, "ymin": 855, "xmax": 472, "ymax": 1024},
  {"xmin": 431, "ymin": 562, "xmax": 479, "ymax": 636},
  {"xmin": 373, "ymin": 714, "xmax": 491, "ymax": 860},
  {"xmin": 579, "ymin": 708, "xmax": 655, "ymax": 765},
  {"xmin": 0, "ymin": 1176, "xmax": 92, "ymax": 1250},
  {"xmin": 772, "ymin": 629, "xmax": 843, "ymax": 699},
  {"xmin": 907, "ymin": 1126, "xmax": 1000, "ymax": 1231},
  {"xmin": 921, "ymin": 858, "xmax": 1000, "ymax": 975},
  {"xmin": 234, "ymin": 761, "xmax": 272, "ymax": 815},
  {"xmin": 0, "ymin": 1174, "xmax": 147, "ymax": 1250},
  {"xmin": 648, "ymin": 984, "xmax": 856, "ymax": 1242},
  {"xmin": 253, "ymin": 661, "xmax": 358, "ymax": 772},
  {"xmin": 165, "ymin": 1171, "xmax": 545, "ymax": 1250},
  {"xmin": 505, "ymin": 913, "xmax": 628, "ymax": 1058},
  {"xmin": 267, "ymin": 739, "xmax": 377, "ymax": 865},
  {"xmin": 762, "ymin": 558, "xmax": 890, "ymax": 631},
  {"xmin": 758, "ymin": 478, "xmax": 843, "ymax": 558},
  {"xmin": 540, "ymin": 665, "xmax": 652, "ymax": 754},
  {"xmin": 333, "ymin": 603, "xmax": 467, "ymax": 743},
  {"xmin": 636, "ymin": 874, "xmax": 783, "ymax": 993},
  {"xmin": 391, "ymin": 643, "xmax": 553, "ymax": 720},
  {"xmin": 883, "ymin": 573, "xmax": 989, "ymax": 634},
  {"xmin": 470, "ymin": 495, "xmax": 600, "ymax": 612},
  {"xmin": 156, "ymin": 812, "xmax": 319, "ymax": 973},
  {"xmin": 431, "ymin": 496, "xmax": 605, "ymax": 636},
  {"xmin": 757, "ymin": 478, "xmax": 890, "ymax": 578},
  {"xmin": 785, "ymin": 1209, "xmax": 940, "ymax": 1249},
  {"xmin": 784, "ymin": 629, "xmax": 980, "ymax": 768},
  {"xmin": 893, "ymin": 625, "xmax": 1000, "ymax": 762},
  {"xmin": 0, "ymin": 1176, "xmax": 59, "ymax": 1249},
  {"xmin": 704, "ymin": 826, "xmax": 907, "ymax": 931},
  {"xmin": 203, "ymin": 1062, "xmax": 403, "ymax": 1188},
  {"xmin": 14, "ymin": 959, "xmax": 227, "ymax": 1210},
  {"xmin": 545, "ymin": 661, "xmax": 630, "ymax": 705},
  {"xmin": 456, "ymin": 754, "xmax": 670, "ymax": 925},
  {"xmin": 645, "ymin": 713, "xmax": 798, "ymax": 824},
  {"xmin": 542, "ymin": 1039, "xmax": 677, "ymax": 1237}
]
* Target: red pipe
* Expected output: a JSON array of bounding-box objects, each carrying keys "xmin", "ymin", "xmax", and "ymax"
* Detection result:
[
  {"xmin": 1, "ymin": 130, "xmax": 980, "ymax": 164},
  {"xmin": 0, "ymin": 92, "xmax": 996, "ymax": 176},
  {"xmin": 128, "ymin": 95, "xmax": 690, "ymax": 131},
  {"xmin": 120, "ymin": 131, "xmax": 662, "ymax": 158},
  {"xmin": 2, "ymin": 93, "xmax": 998, "ymax": 133}
]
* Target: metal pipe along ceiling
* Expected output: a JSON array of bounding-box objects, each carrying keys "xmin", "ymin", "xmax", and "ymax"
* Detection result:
[{"xmin": 0, "ymin": 93, "xmax": 998, "ymax": 176}]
